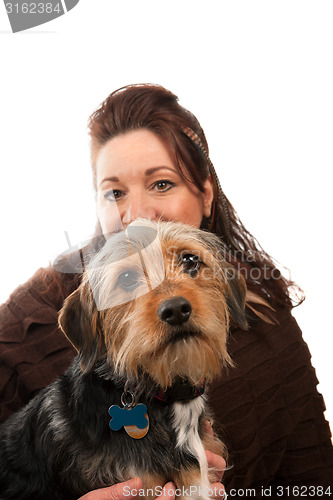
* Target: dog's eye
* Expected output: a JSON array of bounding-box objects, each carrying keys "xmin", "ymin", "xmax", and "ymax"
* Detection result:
[
  {"xmin": 117, "ymin": 270, "xmax": 140, "ymax": 291},
  {"xmin": 181, "ymin": 254, "xmax": 202, "ymax": 277}
]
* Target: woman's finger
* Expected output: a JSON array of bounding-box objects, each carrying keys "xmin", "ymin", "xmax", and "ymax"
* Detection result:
[
  {"xmin": 156, "ymin": 481, "xmax": 176, "ymax": 500},
  {"xmin": 209, "ymin": 482, "xmax": 227, "ymax": 500},
  {"xmin": 205, "ymin": 450, "xmax": 226, "ymax": 482},
  {"xmin": 202, "ymin": 419, "xmax": 214, "ymax": 437},
  {"xmin": 78, "ymin": 477, "xmax": 143, "ymax": 500}
]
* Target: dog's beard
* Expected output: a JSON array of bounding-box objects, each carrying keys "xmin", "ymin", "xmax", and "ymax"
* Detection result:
[
  {"xmin": 103, "ymin": 316, "xmax": 230, "ymax": 389},
  {"xmin": 144, "ymin": 336, "xmax": 225, "ymax": 388}
]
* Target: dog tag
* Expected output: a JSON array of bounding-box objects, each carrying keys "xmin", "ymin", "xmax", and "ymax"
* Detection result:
[
  {"xmin": 124, "ymin": 411, "xmax": 149, "ymax": 439},
  {"xmin": 109, "ymin": 404, "xmax": 149, "ymax": 439}
]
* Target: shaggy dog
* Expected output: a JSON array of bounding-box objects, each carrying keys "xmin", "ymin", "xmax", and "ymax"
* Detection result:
[{"xmin": 0, "ymin": 221, "xmax": 247, "ymax": 500}]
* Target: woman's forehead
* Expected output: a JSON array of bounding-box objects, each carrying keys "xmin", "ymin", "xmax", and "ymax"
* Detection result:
[{"xmin": 95, "ymin": 129, "xmax": 192, "ymax": 185}]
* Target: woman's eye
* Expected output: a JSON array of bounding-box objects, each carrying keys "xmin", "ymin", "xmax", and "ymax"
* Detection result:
[
  {"xmin": 181, "ymin": 254, "xmax": 202, "ymax": 277},
  {"xmin": 117, "ymin": 270, "xmax": 141, "ymax": 291},
  {"xmin": 152, "ymin": 180, "xmax": 175, "ymax": 192},
  {"xmin": 103, "ymin": 189, "xmax": 122, "ymax": 202}
]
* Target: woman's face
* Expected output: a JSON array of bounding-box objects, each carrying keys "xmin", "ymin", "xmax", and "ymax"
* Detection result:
[{"xmin": 95, "ymin": 129, "xmax": 213, "ymax": 235}]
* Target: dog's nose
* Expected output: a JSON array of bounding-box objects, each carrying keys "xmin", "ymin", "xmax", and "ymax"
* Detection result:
[{"xmin": 158, "ymin": 297, "xmax": 192, "ymax": 326}]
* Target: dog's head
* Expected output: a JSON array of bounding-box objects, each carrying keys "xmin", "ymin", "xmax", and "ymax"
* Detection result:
[{"xmin": 59, "ymin": 220, "xmax": 247, "ymax": 387}]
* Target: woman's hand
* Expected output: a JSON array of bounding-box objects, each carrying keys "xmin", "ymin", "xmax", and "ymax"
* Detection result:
[
  {"xmin": 78, "ymin": 423, "xmax": 226, "ymax": 500},
  {"xmin": 205, "ymin": 450, "xmax": 226, "ymax": 499},
  {"xmin": 78, "ymin": 477, "xmax": 176, "ymax": 500},
  {"xmin": 203, "ymin": 419, "xmax": 226, "ymax": 499}
]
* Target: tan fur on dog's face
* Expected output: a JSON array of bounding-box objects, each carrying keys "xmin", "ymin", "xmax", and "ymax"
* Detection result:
[{"xmin": 59, "ymin": 220, "xmax": 247, "ymax": 388}]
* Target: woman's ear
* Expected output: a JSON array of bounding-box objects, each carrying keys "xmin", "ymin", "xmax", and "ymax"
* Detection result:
[{"xmin": 202, "ymin": 176, "xmax": 214, "ymax": 218}]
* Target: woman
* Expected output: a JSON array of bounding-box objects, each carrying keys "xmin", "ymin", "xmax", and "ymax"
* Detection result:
[{"xmin": 0, "ymin": 84, "xmax": 332, "ymax": 499}]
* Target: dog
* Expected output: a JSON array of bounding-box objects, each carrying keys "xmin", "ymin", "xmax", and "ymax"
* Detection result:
[{"xmin": 0, "ymin": 220, "xmax": 247, "ymax": 500}]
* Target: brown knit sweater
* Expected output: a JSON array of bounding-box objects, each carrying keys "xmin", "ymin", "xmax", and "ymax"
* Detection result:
[{"xmin": 0, "ymin": 268, "xmax": 332, "ymax": 497}]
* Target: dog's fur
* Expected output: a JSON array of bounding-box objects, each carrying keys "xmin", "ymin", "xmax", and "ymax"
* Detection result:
[{"xmin": 0, "ymin": 220, "xmax": 247, "ymax": 500}]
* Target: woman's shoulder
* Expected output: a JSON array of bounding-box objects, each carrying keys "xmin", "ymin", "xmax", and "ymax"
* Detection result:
[
  {"xmin": 211, "ymin": 306, "xmax": 322, "ymax": 439},
  {"xmin": 0, "ymin": 267, "xmax": 80, "ymax": 343},
  {"xmin": 211, "ymin": 308, "xmax": 333, "ymax": 488},
  {"xmin": 227, "ymin": 306, "xmax": 310, "ymax": 380},
  {"xmin": 0, "ymin": 268, "xmax": 78, "ymax": 422}
]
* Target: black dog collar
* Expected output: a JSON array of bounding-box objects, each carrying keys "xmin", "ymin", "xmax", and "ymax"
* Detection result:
[
  {"xmin": 123, "ymin": 378, "xmax": 206, "ymax": 404},
  {"xmin": 153, "ymin": 379, "xmax": 205, "ymax": 403}
]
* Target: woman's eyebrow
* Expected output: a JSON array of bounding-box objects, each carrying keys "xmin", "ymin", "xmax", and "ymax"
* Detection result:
[
  {"xmin": 99, "ymin": 167, "xmax": 178, "ymax": 187},
  {"xmin": 144, "ymin": 166, "xmax": 178, "ymax": 176},
  {"xmin": 99, "ymin": 176, "xmax": 119, "ymax": 187}
]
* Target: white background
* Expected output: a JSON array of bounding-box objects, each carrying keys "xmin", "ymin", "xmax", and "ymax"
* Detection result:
[{"xmin": 0, "ymin": 1, "xmax": 332, "ymax": 430}]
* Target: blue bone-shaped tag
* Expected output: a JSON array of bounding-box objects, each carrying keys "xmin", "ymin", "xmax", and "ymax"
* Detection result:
[{"xmin": 109, "ymin": 404, "xmax": 148, "ymax": 431}]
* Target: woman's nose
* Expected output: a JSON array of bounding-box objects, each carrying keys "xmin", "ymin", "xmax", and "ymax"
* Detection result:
[{"xmin": 122, "ymin": 195, "xmax": 158, "ymax": 225}]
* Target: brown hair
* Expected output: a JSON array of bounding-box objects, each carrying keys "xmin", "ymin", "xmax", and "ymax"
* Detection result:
[{"xmin": 88, "ymin": 84, "xmax": 304, "ymax": 312}]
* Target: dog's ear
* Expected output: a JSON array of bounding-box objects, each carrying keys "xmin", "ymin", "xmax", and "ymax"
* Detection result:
[
  {"xmin": 224, "ymin": 266, "xmax": 248, "ymax": 330},
  {"xmin": 58, "ymin": 285, "xmax": 103, "ymax": 373}
]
